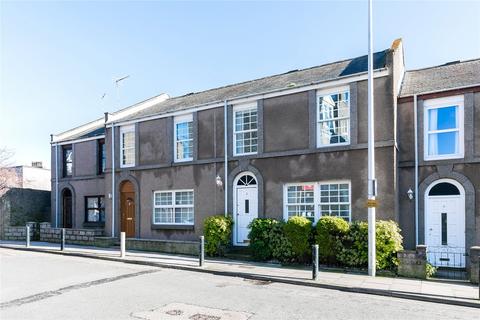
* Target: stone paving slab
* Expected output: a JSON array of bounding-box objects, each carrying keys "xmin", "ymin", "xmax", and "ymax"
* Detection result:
[{"xmin": 1, "ymin": 240, "xmax": 479, "ymax": 308}]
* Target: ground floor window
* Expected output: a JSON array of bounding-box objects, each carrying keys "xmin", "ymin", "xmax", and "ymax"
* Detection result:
[
  {"xmin": 85, "ymin": 196, "xmax": 105, "ymax": 222},
  {"xmin": 283, "ymin": 181, "xmax": 351, "ymax": 222},
  {"xmin": 153, "ymin": 190, "xmax": 194, "ymax": 225}
]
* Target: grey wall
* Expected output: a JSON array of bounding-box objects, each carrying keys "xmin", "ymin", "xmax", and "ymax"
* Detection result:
[
  {"xmin": 197, "ymin": 107, "xmax": 224, "ymax": 160},
  {"xmin": 138, "ymin": 117, "xmax": 172, "ymax": 166}
]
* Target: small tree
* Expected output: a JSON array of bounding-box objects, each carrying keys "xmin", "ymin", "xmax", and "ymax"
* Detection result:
[{"xmin": 0, "ymin": 148, "xmax": 18, "ymax": 197}]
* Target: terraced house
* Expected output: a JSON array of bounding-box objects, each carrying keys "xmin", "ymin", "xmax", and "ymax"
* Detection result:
[{"xmin": 50, "ymin": 39, "xmax": 480, "ymax": 270}]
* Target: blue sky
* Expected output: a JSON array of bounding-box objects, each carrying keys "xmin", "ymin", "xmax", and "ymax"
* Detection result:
[{"xmin": 1, "ymin": 1, "xmax": 479, "ymax": 168}]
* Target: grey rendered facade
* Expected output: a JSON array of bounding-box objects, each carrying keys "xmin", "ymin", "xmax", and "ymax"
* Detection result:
[{"xmin": 50, "ymin": 39, "xmax": 480, "ymax": 260}]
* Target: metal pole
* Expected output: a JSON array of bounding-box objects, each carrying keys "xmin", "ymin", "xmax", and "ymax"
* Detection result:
[
  {"xmin": 367, "ymin": 0, "xmax": 376, "ymax": 277},
  {"xmin": 312, "ymin": 244, "xmax": 319, "ymax": 280},
  {"xmin": 414, "ymin": 94, "xmax": 419, "ymax": 246},
  {"xmin": 120, "ymin": 232, "xmax": 126, "ymax": 258},
  {"xmin": 199, "ymin": 236, "xmax": 205, "ymax": 267},
  {"xmin": 25, "ymin": 226, "xmax": 30, "ymax": 248},
  {"xmin": 61, "ymin": 228, "xmax": 65, "ymax": 251},
  {"xmin": 55, "ymin": 143, "xmax": 59, "ymax": 228},
  {"xmin": 111, "ymin": 123, "xmax": 116, "ymax": 238},
  {"xmin": 224, "ymin": 100, "xmax": 228, "ymax": 217}
]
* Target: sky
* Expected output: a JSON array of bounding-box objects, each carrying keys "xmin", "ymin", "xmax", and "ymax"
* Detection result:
[{"xmin": 1, "ymin": 1, "xmax": 479, "ymax": 169}]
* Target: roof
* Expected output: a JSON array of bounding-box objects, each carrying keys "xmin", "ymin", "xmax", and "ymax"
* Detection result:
[
  {"xmin": 118, "ymin": 49, "xmax": 389, "ymax": 122},
  {"xmin": 400, "ymin": 59, "xmax": 480, "ymax": 96}
]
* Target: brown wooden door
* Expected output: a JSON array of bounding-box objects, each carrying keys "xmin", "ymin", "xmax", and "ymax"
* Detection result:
[
  {"xmin": 120, "ymin": 181, "xmax": 135, "ymax": 238},
  {"xmin": 62, "ymin": 189, "xmax": 73, "ymax": 228}
]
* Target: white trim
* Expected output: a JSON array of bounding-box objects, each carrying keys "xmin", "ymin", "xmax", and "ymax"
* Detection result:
[
  {"xmin": 112, "ymin": 69, "xmax": 389, "ymax": 127},
  {"xmin": 152, "ymin": 189, "xmax": 194, "ymax": 225},
  {"xmin": 54, "ymin": 135, "xmax": 106, "ymax": 146},
  {"xmin": 173, "ymin": 114, "xmax": 194, "ymax": 163},
  {"xmin": 282, "ymin": 180, "xmax": 351, "ymax": 223},
  {"xmin": 316, "ymin": 87, "xmax": 351, "ymax": 148},
  {"xmin": 233, "ymin": 172, "xmax": 258, "ymax": 246},
  {"xmin": 233, "ymin": 103, "xmax": 258, "ymax": 156},
  {"xmin": 423, "ymin": 95, "xmax": 464, "ymax": 161},
  {"xmin": 120, "ymin": 125, "xmax": 135, "ymax": 168}
]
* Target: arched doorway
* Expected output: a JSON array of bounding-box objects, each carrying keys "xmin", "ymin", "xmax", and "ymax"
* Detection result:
[
  {"xmin": 233, "ymin": 172, "xmax": 258, "ymax": 246},
  {"xmin": 62, "ymin": 188, "xmax": 73, "ymax": 228},
  {"xmin": 425, "ymin": 179, "xmax": 465, "ymax": 268},
  {"xmin": 120, "ymin": 181, "xmax": 136, "ymax": 238}
]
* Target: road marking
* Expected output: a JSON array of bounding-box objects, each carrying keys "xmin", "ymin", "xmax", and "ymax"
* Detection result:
[{"xmin": 0, "ymin": 269, "xmax": 159, "ymax": 309}]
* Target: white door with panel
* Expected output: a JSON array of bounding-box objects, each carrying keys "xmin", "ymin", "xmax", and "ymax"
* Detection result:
[
  {"xmin": 425, "ymin": 181, "xmax": 465, "ymax": 268},
  {"xmin": 234, "ymin": 173, "xmax": 258, "ymax": 246}
]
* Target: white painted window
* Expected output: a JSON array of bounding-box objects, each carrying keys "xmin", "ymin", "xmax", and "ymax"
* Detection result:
[
  {"xmin": 120, "ymin": 125, "xmax": 135, "ymax": 168},
  {"xmin": 283, "ymin": 181, "xmax": 351, "ymax": 222},
  {"xmin": 174, "ymin": 114, "xmax": 193, "ymax": 162},
  {"xmin": 233, "ymin": 104, "xmax": 258, "ymax": 156},
  {"xmin": 317, "ymin": 87, "xmax": 350, "ymax": 147},
  {"xmin": 424, "ymin": 95, "xmax": 464, "ymax": 160},
  {"xmin": 153, "ymin": 190, "xmax": 194, "ymax": 225}
]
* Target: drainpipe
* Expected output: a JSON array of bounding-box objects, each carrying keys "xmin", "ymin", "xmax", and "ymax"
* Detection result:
[
  {"xmin": 414, "ymin": 94, "xmax": 419, "ymax": 246},
  {"xmin": 111, "ymin": 122, "xmax": 116, "ymax": 238},
  {"xmin": 52, "ymin": 135, "xmax": 59, "ymax": 228},
  {"xmin": 224, "ymin": 100, "xmax": 228, "ymax": 217}
]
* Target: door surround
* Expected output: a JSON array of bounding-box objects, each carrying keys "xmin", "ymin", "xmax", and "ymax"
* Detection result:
[{"xmin": 233, "ymin": 171, "xmax": 259, "ymax": 246}]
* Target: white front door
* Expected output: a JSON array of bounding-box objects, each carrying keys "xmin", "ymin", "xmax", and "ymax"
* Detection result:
[
  {"xmin": 426, "ymin": 196, "xmax": 465, "ymax": 268},
  {"xmin": 235, "ymin": 187, "xmax": 258, "ymax": 245}
]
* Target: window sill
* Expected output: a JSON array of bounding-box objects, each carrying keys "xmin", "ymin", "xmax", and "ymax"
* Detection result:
[
  {"xmin": 151, "ymin": 224, "xmax": 194, "ymax": 230},
  {"xmin": 83, "ymin": 222, "xmax": 105, "ymax": 228}
]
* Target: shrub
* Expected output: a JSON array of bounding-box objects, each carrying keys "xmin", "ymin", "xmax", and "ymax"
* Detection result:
[
  {"xmin": 248, "ymin": 218, "xmax": 277, "ymax": 261},
  {"xmin": 203, "ymin": 215, "xmax": 233, "ymax": 256},
  {"xmin": 338, "ymin": 220, "xmax": 403, "ymax": 270},
  {"xmin": 426, "ymin": 262, "xmax": 437, "ymax": 278},
  {"xmin": 375, "ymin": 220, "xmax": 403, "ymax": 270},
  {"xmin": 283, "ymin": 216, "xmax": 312, "ymax": 262},
  {"xmin": 315, "ymin": 216, "xmax": 349, "ymax": 264},
  {"xmin": 269, "ymin": 221, "xmax": 295, "ymax": 263}
]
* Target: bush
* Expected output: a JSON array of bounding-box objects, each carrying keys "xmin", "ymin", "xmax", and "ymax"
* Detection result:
[
  {"xmin": 203, "ymin": 215, "xmax": 233, "ymax": 256},
  {"xmin": 338, "ymin": 220, "xmax": 403, "ymax": 270},
  {"xmin": 248, "ymin": 218, "xmax": 277, "ymax": 261},
  {"xmin": 426, "ymin": 262, "xmax": 437, "ymax": 278},
  {"xmin": 283, "ymin": 216, "xmax": 312, "ymax": 262},
  {"xmin": 315, "ymin": 216, "xmax": 349, "ymax": 264},
  {"xmin": 375, "ymin": 220, "xmax": 403, "ymax": 270},
  {"xmin": 269, "ymin": 221, "xmax": 295, "ymax": 263}
]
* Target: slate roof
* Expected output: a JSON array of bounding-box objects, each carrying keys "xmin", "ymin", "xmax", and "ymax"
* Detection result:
[
  {"xmin": 400, "ymin": 59, "xmax": 480, "ymax": 96},
  {"xmin": 118, "ymin": 50, "xmax": 389, "ymax": 122}
]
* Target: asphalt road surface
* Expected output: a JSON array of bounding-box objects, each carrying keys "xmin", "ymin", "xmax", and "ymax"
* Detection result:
[{"xmin": 0, "ymin": 248, "xmax": 478, "ymax": 320}]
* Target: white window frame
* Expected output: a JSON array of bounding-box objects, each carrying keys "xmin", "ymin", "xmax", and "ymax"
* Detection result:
[
  {"xmin": 423, "ymin": 95, "xmax": 464, "ymax": 161},
  {"xmin": 174, "ymin": 114, "xmax": 194, "ymax": 163},
  {"xmin": 233, "ymin": 103, "xmax": 258, "ymax": 156},
  {"xmin": 283, "ymin": 180, "xmax": 351, "ymax": 223},
  {"xmin": 316, "ymin": 86, "xmax": 350, "ymax": 148},
  {"xmin": 120, "ymin": 125, "xmax": 135, "ymax": 168},
  {"xmin": 153, "ymin": 189, "xmax": 194, "ymax": 225}
]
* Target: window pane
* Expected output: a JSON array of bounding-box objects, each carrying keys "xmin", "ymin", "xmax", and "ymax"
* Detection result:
[
  {"xmin": 87, "ymin": 209, "xmax": 100, "ymax": 222},
  {"xmin": 428, "ymin": 106, "xmax": 457, "ymax": 131},
  {"xmin": 175, "ymin": 191, "xmax": 193, "ymax": 205},
  {"xmin": 318, "ymin": 119, "xmax": 349, "ymax": 146},
  {"xmin": 154, "ymin": 208, "xmax": 174, "ymax": 224},
  {"xmin": 318, "ymin": 183, "xmax": 350, "ymax": 221},
  {"xmin": 174, "ymin": 207, "xmax": 194, "ymax": 224},
  {"xmin": 428, "ymin": 132, "xmax": 458, "ymax": 156},
  {"xmin": 317, "ymin": 91, "xmax": 350, "ymax": 146},
  {"xmin": 155, "ymin": 192, "xmax": 172, "ymax": 206},
  {"xmin": 234, "ymin": 108, "xmax": 258, "ymax": 154},
  {"xmin": 87, "ymin": 197, "xmax": 98, "ymax": 209}
]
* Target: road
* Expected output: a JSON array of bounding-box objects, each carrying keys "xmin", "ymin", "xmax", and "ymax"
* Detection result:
[{"xmin": 0, "ymin": 248, "xmax": 477, "ymax": 320}]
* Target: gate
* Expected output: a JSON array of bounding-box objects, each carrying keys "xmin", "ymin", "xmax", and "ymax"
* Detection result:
[{"xmin": 427, "ymin": 246, "xmax": 467, "ymax": 280}]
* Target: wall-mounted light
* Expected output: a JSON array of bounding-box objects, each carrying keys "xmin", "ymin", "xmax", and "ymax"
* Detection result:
[
  {"xmin": 407, "ymin": 188, "xmax": 414, "ymax": 201},
  {"xmin": 215, "ymin": 175, "xmax": 223, "ymax": 188}
]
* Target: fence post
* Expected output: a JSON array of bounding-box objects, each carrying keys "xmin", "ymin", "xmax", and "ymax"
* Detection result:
[
  {"xmin": 199, "ymin": 236, "xmax": 205, "ymax": 267},
  {"xmin": 60, "ymin": 228, "xmax": 66, "ymax": 251},
  {"xmin": 312, "ymin": 244, "xmax": 319, "ymax": 280},
  {"xmin": 120, "ymin": 232, "xmax": 126, "ymax": 258},
  {"xmin": 25, "ymin": 226, "xmax": 30, "ymax": 248}
]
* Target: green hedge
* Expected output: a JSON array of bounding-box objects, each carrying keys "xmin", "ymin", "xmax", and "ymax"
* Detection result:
[
  {"xmin": 203, "ymin": 215, "xmax": 233, "ymax": 256},
  {"xmin": 248, "ymin": 216, "xmax": 403, "ymax": 271},
  {"xmin": 315, "ymin": 216, "xmax": 349, "ymax": 264}
]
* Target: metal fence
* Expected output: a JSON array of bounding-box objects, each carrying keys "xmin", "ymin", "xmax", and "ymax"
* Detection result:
[{"xmin": 427, "ymin": 247, "xmax": 468, "ymax": 280}]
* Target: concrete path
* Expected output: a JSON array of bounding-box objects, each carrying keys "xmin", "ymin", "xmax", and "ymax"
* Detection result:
[{"xmin": 1, "ymin": 240, "xmax": 478, "ymax": 308}]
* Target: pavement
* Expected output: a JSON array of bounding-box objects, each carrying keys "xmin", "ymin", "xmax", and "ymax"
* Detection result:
[
  {"xmin": 1, "ymin": 248, "xmax": 479, "ymax": 320},
  {"xmin": 0, "ymin": 240, "xmax": 479, "ymax": 309}
]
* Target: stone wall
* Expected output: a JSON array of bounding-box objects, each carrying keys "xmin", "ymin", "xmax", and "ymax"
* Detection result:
[
  {"xmin": 39, "ymin": 222, "xmax": 104, "ymax": 245},
  {"xmin": 3, "ymin": 223, "xmax": 35, "ymax": 241},
  {"xmin": 126, "ymin": 238, "xmax": 199, "ymax": 256},
  {"xmin": 397, "ymin": 245, "xmax": 427, "ymax": 279},
  {"xmin": 470, "ymin": 246, "xmax": 480, "ymax": 284}
]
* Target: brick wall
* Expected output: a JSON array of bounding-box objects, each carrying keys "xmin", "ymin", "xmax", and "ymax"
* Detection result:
[{"xmin": 39, "ymin": 222, "xmax": 104, "ymax": 245}]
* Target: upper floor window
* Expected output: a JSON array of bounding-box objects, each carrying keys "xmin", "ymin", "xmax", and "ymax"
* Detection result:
[
  {"xmin": 317, "ymin": 87, "xmax": 350, "ymax": 147},
  {"xmin": 174, "ymin": 114, "xmax": 193, "ymax": 162},
  {"xmin": 153, "ymin": 190, "xmax": 194, "ymax": 225},
  {"xmin": 62, "ymin": 146, "xmax": 73, "ymax": 177},
  {"xmin": 283, "ymin": 181, "xmax": 351, "ymax": 223},
  {"xmin": 424, "ymin": 96, "xmax": 464, "ymax": 160},
  {"xmin": 98, "ymin": 139, "xmax": 106, "ymax": 174},
  {"xmin": 120, "ymin": 125, "xmax": 135, "ymax": 168},
  {"xmin": 233, "ymin": 104, "xmax": 258, "ymax": 156},
  {"xmin": 85, "ymin": 196, "xmax": 105, "ymax": 223}
]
